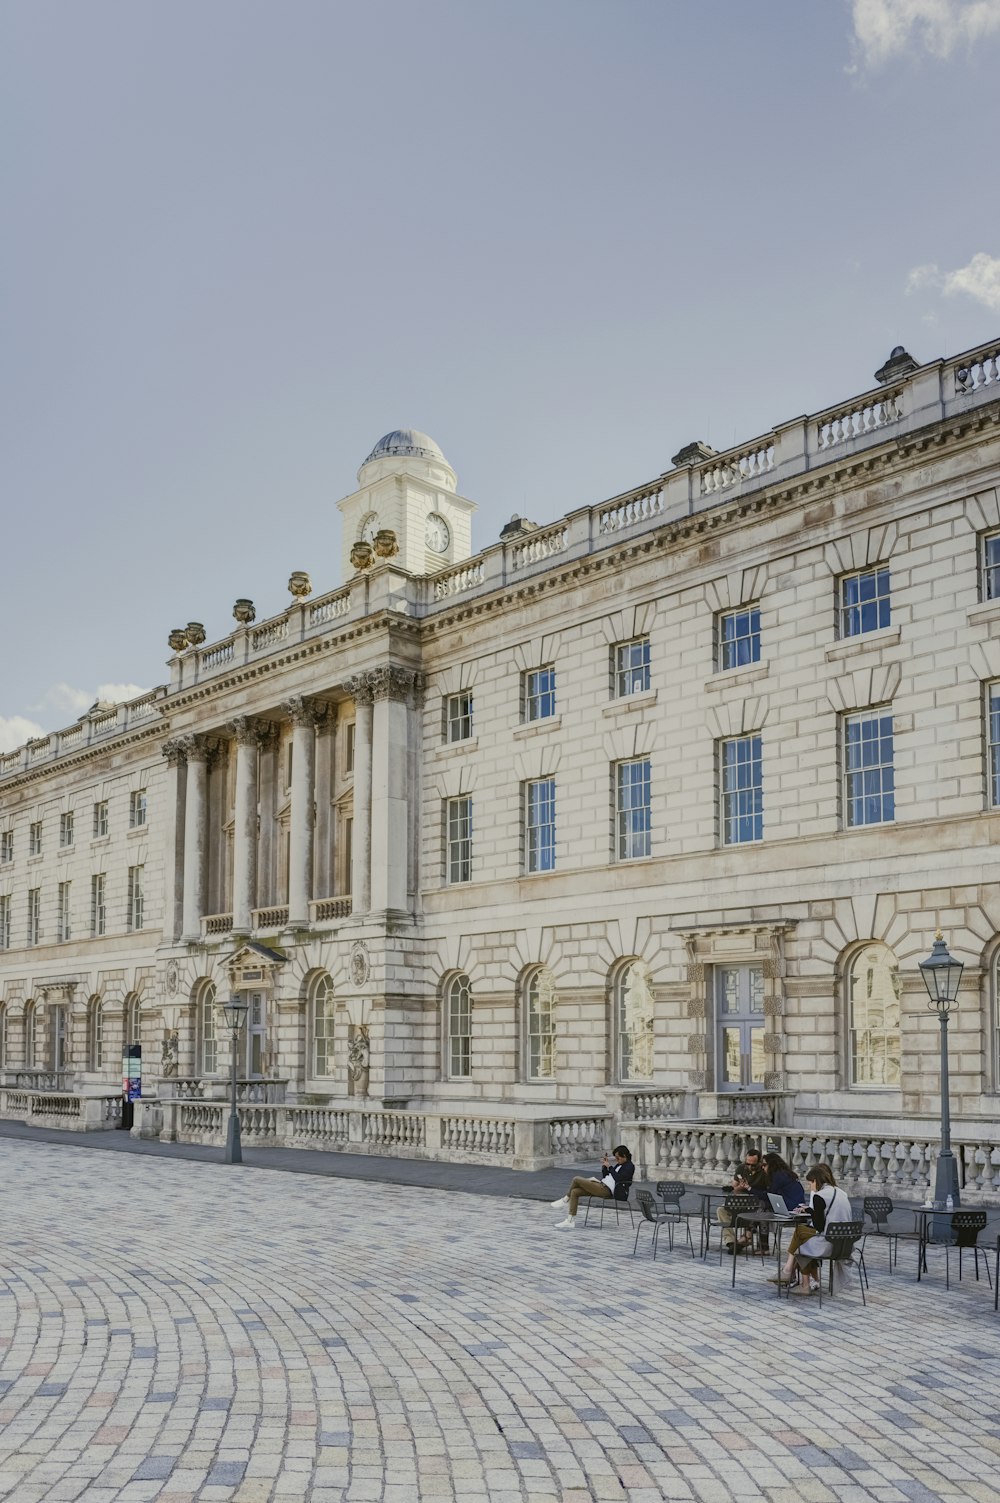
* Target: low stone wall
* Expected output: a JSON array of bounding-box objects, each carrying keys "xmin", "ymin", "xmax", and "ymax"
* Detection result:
[{"xmin": 0, "ymin": 1089, "xmax": 122, "ymax": 1131}]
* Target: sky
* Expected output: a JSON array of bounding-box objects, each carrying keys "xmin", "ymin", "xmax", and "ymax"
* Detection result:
[{"xmin": 2, "ymin": 0, "xmax": 999, "ymax": 750}]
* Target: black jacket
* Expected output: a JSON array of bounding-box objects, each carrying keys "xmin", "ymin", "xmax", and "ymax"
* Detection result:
[{"xmin": 601, "ymin": 1160, "xmax": 635, "ymax": 1200}]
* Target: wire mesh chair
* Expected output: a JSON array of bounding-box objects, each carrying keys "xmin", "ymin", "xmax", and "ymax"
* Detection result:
[
  {"xmin": 808, "ymin": 1220, "xmax": 869, "ymax": 1307},
  {"xmin": 862, "ymin": 1195, "xmax": 899, "ymax": 1271},
  {"xmin": 654, "ymin": 1181, "xmax": 696, "ymax": 1258},
  {"xmin": 717, "ymin": 1194, "xmax": 761, "ymax": 1264},
  {"xmin": 923, "ymin": 1210, "xmax": 993, "ymax": 1291},
  {"xmin": 582, "ymin": 1182, "xmax": 634, "ymax": 1228},
  {"xmin": 632, "ymin": 1189, "xmax": 674, "ymax": 1260}
]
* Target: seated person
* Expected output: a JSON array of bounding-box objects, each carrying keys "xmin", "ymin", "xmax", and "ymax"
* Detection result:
[
  {"xmin": 718, "ymin": 1145, "xmax": 769, "ymax": 1252},
  {"xmin": 552, "ymin": 1145, "xmax": 634, "ymax": 1229},
  {"xmin": 762, "ymin": 1150, "xmax": 804, "ymax": 1211},
  {"xmin": 769, "ymin": 1163, "xmax": 853, "ymax": 1295}
]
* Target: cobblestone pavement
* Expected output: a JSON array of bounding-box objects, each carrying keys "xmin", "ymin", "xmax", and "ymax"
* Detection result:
[{"xmin": 2, "ymin": 1141, "xmax": 1000, "ymax": 1503}]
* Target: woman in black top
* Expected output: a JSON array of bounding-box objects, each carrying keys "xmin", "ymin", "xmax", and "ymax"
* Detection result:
[
  {"xmin": 762, "ymin": 1151, "xmax": 804, "ymax": 1211},
  {"xmin": 552, "ymin": 1145, "xmax": 635, "ymax": 1229}
]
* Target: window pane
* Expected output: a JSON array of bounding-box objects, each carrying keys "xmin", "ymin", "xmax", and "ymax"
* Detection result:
[
  {"xmin": 616, "ymin": 759, "xmax": 651, "ymax": 859},
  {"xmin": 525, "ymin": 667, "xmax": 556, "ymax": 721},
  {"xmin": 618, "ymin": 961, "xmax": 654, "ymax": 1080},
  {"xmin": 526, "ymin": 779, "xmax": 556, "ymax": 872},
  {"xmin": 841, "ymin": 568, "xmax": 890, "ymax": 637},
  {"xmin": 985, "ymin": 534, "xmax": 1000, "ymax": 600},
  {"xmin": 719, "ymin": 606, "xmax": 761, "ymax": 670},
  {"xmin": 845, "ymin": 712, "xmax": 894, "ymax": 826},
  {"xmin": 527, "ymin": 969, "xmax": 556, "ymax": 1079},
  {"xmin": 615, "ymin": 639, "xmax": 650, "ymax": 696},
  {"xmin": 721, "ymin": 735, "xmax": 762, "ymax": 844}
]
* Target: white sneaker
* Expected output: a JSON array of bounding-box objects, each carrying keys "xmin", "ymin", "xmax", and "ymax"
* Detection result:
[
  {"xmin": 550, "ymin": 1195, "xmax": 569, "ymax": 1208},
  {"xmin": 555, "ymin": 1216, "xmax": 577, "ymax": 1229}
]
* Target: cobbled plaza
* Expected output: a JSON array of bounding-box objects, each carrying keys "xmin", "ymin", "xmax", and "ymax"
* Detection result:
[{"xmin": 1, "ymin": 1140, "xmax": 999, "ymax": 1503}]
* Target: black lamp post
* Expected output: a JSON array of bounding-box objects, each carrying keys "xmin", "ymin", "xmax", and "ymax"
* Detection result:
[
  {"xmin": 918, "ymin": 931, "xmax": 964, "ymax": 1215},
  {"xmin": 218, "ymin": 995, "xmax": 248, "ymax": 1164}
]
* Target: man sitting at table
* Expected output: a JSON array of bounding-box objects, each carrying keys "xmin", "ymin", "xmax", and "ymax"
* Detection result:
[{"xmin": 718, "ymin": 1145, "xmax": 769, "ymax": 1253}]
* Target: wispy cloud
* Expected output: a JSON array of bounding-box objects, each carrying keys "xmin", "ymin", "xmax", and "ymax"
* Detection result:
[
  {"xmin": 850, "ymin": 0, "xmax": 1000, "ymax": 69},
  {"xmin": 0, "ymin": 715, "xmax": 46, "ymax": 754},
  {"xmin": 943, "ymin": 251, "xmax": 1000, "ymax": 312},
  {"xmin": 905, "ymin": 251, "xmax": 1000, "ymax": 312}
]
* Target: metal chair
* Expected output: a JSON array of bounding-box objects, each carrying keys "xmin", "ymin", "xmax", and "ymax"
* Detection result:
[
  {"xmin": 808, "ymin": 1220, "xmax": 869, "ymax": 1307},
  {"xmin": 717, "ymin": 1194, "xmax": 761, "ymax": 1264},
  {"xmin": 924, "ymin": 1210, "xmax": 993, "ymax": 1291},
  {"xmin": 632, "ymin": 1189, "xmax": 674, "ymax": 1259},
  {"xmin": 655, "ymin": 1181, "xmax": 696, "ymax": 1258},
  {"xmin": 582, "ymin": 1183, "xmax": 634, "ymax": 1228},
  {"xmin": 862, "ymin": 1195, "xmax": 899, "ymax": 1271}
]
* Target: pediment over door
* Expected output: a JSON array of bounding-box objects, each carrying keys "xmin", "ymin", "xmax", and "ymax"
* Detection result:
[{"xmin": 225, "ymin": 942, "xmax": 287, "ymax": 990}]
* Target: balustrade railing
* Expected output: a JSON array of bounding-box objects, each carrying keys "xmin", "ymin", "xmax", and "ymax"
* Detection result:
[
  {"xmin": 442, "ymin": 1115, "xmax": 515, "ymax": 1156},
  {"xmin": 433, "ymin": 561, "xmax": 485, "ymax": 599},
  {"xmin": 286, "ymin": 1106, "xmax": 351, "ymax": 1147},
  {"xmin": 251, "ymin": 619, "xmax": 288, "ymax": 652},
  {"xmin": 252, "ymin": 906, "xmax": 288, "ymax": 930},
  {"xmin": 201, "ymin": 913, "xmax": 233, "ymax": 937},
  {"xmin": 598, "ymin": 486, "xmax": 664, "ymax": 535},
  {"xmin": 550, "ymin": 1117, "xmax": 605, "ymax": 1158},
  {"xmin": 310, "ymin": 897, "xmax": 352, "ymax": 922},
  {"xmin": 309, "ymin": 588, "xmax": 351, "ymax": 625},
  {"xmin": 954, "ymin": 342, "xmax": 1000, "ymax": 393},
  {"xmin": 200, "ymin": 640, "xmax": 234, "ymax": 670},
  {"xmin": 510, "ymin": 525, "xmax": 568, "ymax": 570},
  {"xmin": 699, "ymin": 436, "xmax": 775, "ymax": 496},
  {"xmin": 816, "ymin": 387, "xmax": 903, "ymax": 450},
  {"xmin": 363, "ymin": 1111, "xmax": 426, "ymax": 1150},
  {"xmin": 619, "ymin": 1090, "xmax": 685, "ymax": 1121}
]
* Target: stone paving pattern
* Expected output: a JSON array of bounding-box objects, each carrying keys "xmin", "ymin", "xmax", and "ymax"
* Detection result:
[{"xmin": 1, "ymin": 1139, "xmax": 1000, "ymax": 1503}]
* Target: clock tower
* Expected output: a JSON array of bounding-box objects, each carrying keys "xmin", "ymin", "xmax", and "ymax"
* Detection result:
[{"xmin": 337, "ymin": 429, "xmax": 476, "ymax": 579}]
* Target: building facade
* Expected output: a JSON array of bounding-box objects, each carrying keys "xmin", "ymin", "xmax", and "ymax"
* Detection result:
[{"xmin": 3, "ymin": 345, "xmax": 1000, "ymax": 1195}]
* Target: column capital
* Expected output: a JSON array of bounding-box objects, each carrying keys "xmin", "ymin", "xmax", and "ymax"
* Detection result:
[
  {"xmin": 343, "ymin": 672, "xmax": 375, "ymax": 707},
  {"xmin": 174, "ymin": 732, "xmax": 221, "ymax": 765},
  {"xmin": 161, "ymin": 737, "xmax": 187, "ymax": 767},
  {"xmin": 281, "ymin": 694, "xmax": 331, "ymax": 728},
  {"xmin": 370, "ymin": 665, "xmax": 418, "ymax": 703},
  {"xmin": 226, "ymin": 715, "xmax": 276, "ymax": 747}
]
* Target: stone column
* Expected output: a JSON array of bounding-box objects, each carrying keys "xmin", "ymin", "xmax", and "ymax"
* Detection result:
[
  {"xmin": 179, "ymin": 735, "xmax": 215, "ymax": 943},
  {"xmin": 344, "ymin": 674, "xmax": 374, "ymax": 916},
  {"xmin": 228, "ymin": 717, "xmax": 269, "ymax": 936},
  {"xmin": 160, "ymin": 738, "xmax": 188, "ymax": 944},
  {"xmin": 282, "ymin": 696, "xmax": 326, "ymax": 927},
  {"xmin": 370, "ymin": 665, "xmax": 416, "ymax": 916}
]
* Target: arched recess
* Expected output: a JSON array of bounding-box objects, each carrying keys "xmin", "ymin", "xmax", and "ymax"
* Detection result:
[
  {"xmin": 305, "ymin": 970, "xmax": 336, "ymax": 1080},
  {"xmin": 609, "ymin": 958, "xmax": 655, "ymax": 1083},
  {"xmin": 442, "ymin": 972, "xmax": 472, "ymax": 1081},
  {"xmin": 843, "ymin": 941, "xmax": 901, "ymax": 1088},
  {"xmin": 520, "ymin": 965, "xmax": 556, "ymax": 1082}
]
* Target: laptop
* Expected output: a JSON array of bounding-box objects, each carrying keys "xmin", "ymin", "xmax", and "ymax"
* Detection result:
[{"xmin": 768, "ymin": 1193, "xmax": 804, "ymax": 1216}]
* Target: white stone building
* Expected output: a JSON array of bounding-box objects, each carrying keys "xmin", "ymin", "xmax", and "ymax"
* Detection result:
[{"xmin": 3, "ymin": 343, "xmax": 1000, "ymax": 1197}]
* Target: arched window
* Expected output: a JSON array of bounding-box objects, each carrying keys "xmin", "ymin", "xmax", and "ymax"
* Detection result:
[
  {"xmin": 524, "ymin": 967, "xmax": 556, "ymax": 1081},
  {"xmin": 124, "ymin": 993, "xmax": 141, "ymax": 1048},
  {"xmin": 445, "ymin": 974, "xmax": 472, "ymax": 1079},
  {"xmin": 88, "ymin": 997, "xmax": 104, "ymax": 1071},
  {"xmin": 615, "ymin": 960, "xmax": 655, "ymax": 1081},
  {"xmin": 24, "ymin": 1000, "xmax": 37, "ymax": 1069},
  {"xmin": 847, "ymin": 943, "xmax": 901, "ymax": 1087},
  {"xmin": 196, "ymin": 982, "xmax": 218, "ymax": 1074},
  {"xmin": 309, "ymin": 973, "xmax": 335, "ymax": 1079}
]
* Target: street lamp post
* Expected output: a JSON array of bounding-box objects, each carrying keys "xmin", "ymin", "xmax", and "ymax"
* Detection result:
[
  {"xmin": 918, "ymin": 931, "xmax": 964, "ymax": 1220},
  {"xmin": 218, "ymin": 996, "xmax": 249, "ymax": 1165}
]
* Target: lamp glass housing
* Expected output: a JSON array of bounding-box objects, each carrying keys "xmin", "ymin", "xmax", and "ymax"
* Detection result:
[
  {"xmin": 918, "ymin": 936, "xmax": 964, "ymax": 1009},
  {"xmin": 219, "ymin": 996, "xmax": 249, "ymax": 1034}
]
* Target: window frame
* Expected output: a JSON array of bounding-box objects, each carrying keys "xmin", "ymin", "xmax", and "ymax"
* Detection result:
[
  {"xmin": 29, "ymin": 821, "xmax": 42, "ymax": 857},
  {"xmin": 59, "ymin": 811, "xmax": 74, "ymax": 848},
  {"xmin": 309, "ymin": 973, "xmax": 336, "ymax": 1079},
  {"xmin": 613, "ymin": 637, "xmax": 651, "ymax": 698},
  {"xmin": 524, "ymin": 968, "xmax": 556, "ymax": 1081},
  {"xmin": 524, "ymin": 777, "xmax": 556, "ymax": 873},
  {"xmin": 27, "ymin": 887, "xmax": 40, "ymax": 946},
  {"xmin": 838, "ymin": 565, "xmax": 891, "ymax": 639},
  {"xmin": 615, "ymin": 757, "xmax": 651, "ymax": 861},
  {"xmin": 523, "ymin": 665, "xmax": 556, "ymax": 723},
  {"xmin": 93, "ymin": 801, "xmax": 109, "ymax": 838},
  {"xmin": 444, "ymin": 691, "xmax": 473, "ymax": 744},
  {"xmin": 0, "ymin": 895, "xmax": 9, "ymax": 949},
  {"xmin": 89, "ymin": 996, "xmax": 104, "ymax": 1071},
  {"xmin": 719, "ymin": 734, "xmax": 763, "ymax": 845},
  {"xmin": 987, "ymin": 681, "xmax": 1000, "ymax": 808},
  {"xmin": 57, "ymin": 880, "xmax": 72, "ymax": 942},
  {"xmin": 0, "ymin": 831, "xmax": 11, "ymax": 864},
  {"xmin": 717, "ymin": 604, "xmax": 761, "ymax": 672},
  {"xmin": 127, "ymin": 864, "xmax": 145, "ymax": 931},
  {"xmin": 90, "ymin": 873, "xmax": 106, "ymax": 937},
  {"xmin": 129, "ymin": 789, "xmax": 147, "ymax": 830},
  {"xmin": 445, "ymin": 796, "xmax": 472, "ymax": 884},
  {"xmin": 846, "ymin": 943, "xmax": 901, "ymax": 1090},
  {"xmin": 445, "ymin": 973, "xmax": 472, "ymax": 1080},
  {"xmin": 982, "ymin": 530, "xmax": 1000, "ymax": 602},
  {"xmin": 843, "ymin": 708, "xmax": 895, "ymax": 828}
]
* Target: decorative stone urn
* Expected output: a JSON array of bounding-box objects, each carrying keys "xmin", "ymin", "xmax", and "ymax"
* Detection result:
[
  {"xmin": 233, "ymin": 598, "xmax": 256, "ymax": 624},
  {"xmin": 350, "ymin": 541, "xmax": 374, "ymax": 572},
  {"xmin": 288, "ymin": 570, "xmax": 312, "ymax": 599},
  {"xmin": 185, "ymin": 621, "xmax": 206, "ymax": 646},
  {"xmin": 168, "ymin": 628, "xmax": 189, "ymax": 652},
  {"xmin": 373, "ymin": 528, "xmax": 399, "ymax": 559}
]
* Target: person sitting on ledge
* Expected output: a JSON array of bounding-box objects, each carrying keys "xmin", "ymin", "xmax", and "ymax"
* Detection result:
[{"xmin": 551, "ymin": 1145, "xmax": 634, "ymax": 1229}]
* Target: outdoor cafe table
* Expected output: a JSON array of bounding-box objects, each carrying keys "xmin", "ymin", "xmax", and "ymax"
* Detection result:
[
  {"xmin": 913, "ymin": 1205, "xmax": 962, "ymax": 1282},
  {"xmin": 696, "ymin": 1188, "xmax": 730, "ymax": 1259},
  {"xmin": 730, "ymin": 1210, "xmax": 802, "ymax": 1295}
]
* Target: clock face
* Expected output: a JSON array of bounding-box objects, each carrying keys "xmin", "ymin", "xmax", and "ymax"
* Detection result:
[
  {"xmin": 425, "ymin": 512, "xmax": 450, "ymax": 553},
  {"xmin": 360, "ymin": 513, "xmax": 379, "ymax": 545}
]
